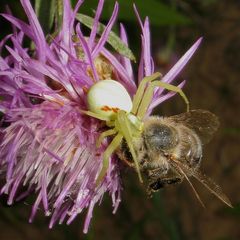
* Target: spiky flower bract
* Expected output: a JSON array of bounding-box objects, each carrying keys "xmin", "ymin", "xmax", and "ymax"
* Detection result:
[{"xmin": 0, "ymin": 0, "xmax": 201, "ymax": 233}]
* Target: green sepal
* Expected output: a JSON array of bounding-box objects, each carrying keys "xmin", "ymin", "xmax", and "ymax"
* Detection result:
[{"xmin": 76, "ymin": 13, "xmax": 136, "ymax": 61}]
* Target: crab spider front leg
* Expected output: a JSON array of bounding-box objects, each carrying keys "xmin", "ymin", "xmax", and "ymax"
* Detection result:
[
  {"xmin": 131, "ymin": 72, "xmax": 162, "ymax": 115},
  {"xmin": 80, "ymin": 110, "xmax": 111, "ymax": 121},
  {"xmin": 117, "ymin": 110, "xmax": 143, "ymax": 183},
  {"xmin": 96, "ymin": 132, "xmax": 123, "ymax": 185},
  {"xmin": 96, "ymin": 128, "xmax": 117, "ymax": 148},
  {"xmin": 137, "ymin": 80, "xmax": 190, "ymax": 119}
]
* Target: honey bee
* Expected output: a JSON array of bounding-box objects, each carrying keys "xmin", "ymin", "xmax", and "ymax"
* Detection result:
[{"xmin": 118, "ymin": 109, "xmax": 232, "ymax": 207}]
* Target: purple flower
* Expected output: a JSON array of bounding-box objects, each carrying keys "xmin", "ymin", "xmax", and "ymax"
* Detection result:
[{"xmin": 0, "ymin": 0, "xmax": 201, "ymax": 233}]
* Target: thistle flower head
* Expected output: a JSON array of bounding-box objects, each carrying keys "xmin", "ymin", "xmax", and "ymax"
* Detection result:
[{"xmin": 0, "ymin": 0, "xmax": 201, "ymax": 233}]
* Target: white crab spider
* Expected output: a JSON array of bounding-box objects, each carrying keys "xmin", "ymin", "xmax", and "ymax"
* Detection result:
[{"xmin": 82, "ymin": 72, "xmax": 189, "ymax": 185}]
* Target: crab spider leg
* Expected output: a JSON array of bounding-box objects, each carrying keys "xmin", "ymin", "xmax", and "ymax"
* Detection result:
[
  {"xmin": 117, "ymin": 110, "xmax": 143, "ymax": 183},
  {"xmin": 132, "ymin": 72, "xmax": 162, "ymax": 115},
  {"xmin": 80, "ymin": 110, "xmax": 110, "ymax": 121},
  {"xmin": 96, "ymin": 128, "xmax": 117, "ymax": 148},
  {"xmin": 96, "ymin": 132, "xmax": 123, "ymax": 186},
  {"xmin": 137, "ymin": 81, "xmax": 190, "ymax": 119}
]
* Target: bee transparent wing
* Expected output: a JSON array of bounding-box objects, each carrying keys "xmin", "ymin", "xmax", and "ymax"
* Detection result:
[
  {"xmin": 171, "ymin": 160, "xmax": 233, "ymax": 208},
  {"xmin": 170, "ymin": 161, "xmax": 206, "ymax": 207},
  {"xmin": 191, "ymin": 169, "xmax": 233, "ymax": 208},
  {"xmin": 168, "ymin": 109, "xmax": 220, "ymax": 144}
]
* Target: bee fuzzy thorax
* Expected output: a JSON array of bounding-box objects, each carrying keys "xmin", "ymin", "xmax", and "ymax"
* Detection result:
[
  {"xmin": 143, "ymin": 116, "xmax": 203, "ymax": 167},
  {"xmin": 143, "ymin": 117, "xmax": 179, "ymax": 150}
]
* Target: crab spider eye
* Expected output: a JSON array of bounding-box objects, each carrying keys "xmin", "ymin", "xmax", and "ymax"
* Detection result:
[{"xmin": 87, "ymin": 79, "xmax": 133, "ymax": 118}]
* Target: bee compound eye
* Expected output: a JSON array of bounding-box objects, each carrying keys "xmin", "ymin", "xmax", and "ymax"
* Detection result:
[{"xmin": 144, "ymin": 124, "xmax": 177, "ymax": 151}]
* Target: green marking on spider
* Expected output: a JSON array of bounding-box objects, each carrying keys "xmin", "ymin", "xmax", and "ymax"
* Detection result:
[
  {"xmin": 137, "ymin": 79, "xmax": 189, "ymax": 120},
  {"xmin": 82, "ymin": 73, "xmax": 189, "ymax": 186},
  {"xmin": 80, "ymin": 110, "xmax": 111, "ymax": 121},
  {"xmin": 96, "ymin": 128, "xmax": 117, "ymax": 148},
  {"xmin": 117, "ymin": 110, "xmax": 143, "ymax": 183},
  {"xmin": 96, "ymin": 132, "xmax": 123, "ymax": 185},
  {"xmin": 131, "ymin": 72, "xmax": 162, "ymax": 115}
]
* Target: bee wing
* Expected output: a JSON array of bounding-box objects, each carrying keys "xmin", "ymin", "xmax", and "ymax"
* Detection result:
[
  {"xmin": 168, "ymin": 109, "xmax": 220, "ymax": 144},
  {"xmin": 170, "ymin": 161, "xmax": 206, "ymax": 207},
  {"xmin": 171, "ymin": 160, "xmax": 233, "ymax": 208}
]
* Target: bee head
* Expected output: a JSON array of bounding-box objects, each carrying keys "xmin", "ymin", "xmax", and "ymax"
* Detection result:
[{"xmin": 143, "ymin": 123, "xmax": 178, "ymax": 152}]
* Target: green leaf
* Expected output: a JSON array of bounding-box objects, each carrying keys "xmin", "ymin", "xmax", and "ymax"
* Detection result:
[
  {"xmin": 35, "ymin": 0, "xmax": 56, "ymax": 34},
  {"xmin": 223, "ymin": 127, "xmax": 240, "ymax": 135},
  {"xmin": 76, "ymin": 13, "xmax": 136, "ymax": 61},
  {"xmin": 118, "ymin": 0, "xmax": 191, "ymax": 26},
  {"xmin": 75, "ymin": 0, "xmax": 191, "ymax": 26},
  {"xmin": 55, "ymin": 0, "xmax": 63, "ymax": 31}
]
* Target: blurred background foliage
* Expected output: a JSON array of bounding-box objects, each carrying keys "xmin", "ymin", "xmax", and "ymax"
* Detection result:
[{"xmin": 0, "ymin": 0, "xmax": 240, "ymax": 239}]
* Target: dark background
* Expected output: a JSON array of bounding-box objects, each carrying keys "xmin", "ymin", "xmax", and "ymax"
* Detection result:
[{"xmin": 0, "ymin": 0, "xmax": 239, "ymax": 239}]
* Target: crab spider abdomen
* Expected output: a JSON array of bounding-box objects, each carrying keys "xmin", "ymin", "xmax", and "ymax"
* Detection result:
[{"xmin": 87, "ymin": 80, "xmax": 133, "ymax": 119}]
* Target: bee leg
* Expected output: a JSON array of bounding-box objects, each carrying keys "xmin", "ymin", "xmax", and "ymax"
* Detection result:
[
  {"xmin": 121, "ymin": 158, "xmax": 135, "ymax": 167},
  {"xmin": 150, "ymin": 177, "xmax": 182, "ymax": 190},
  {"xmin": 147, "ymin": 177, "xmax": 183, "ymax": 197},
  {"xmin": 116, "ymin": 149, "xmax": 135, "ymax": 168},
  {"xmin": 147, "ymin": 167, "xmax": 168, "ymax": 179}
]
